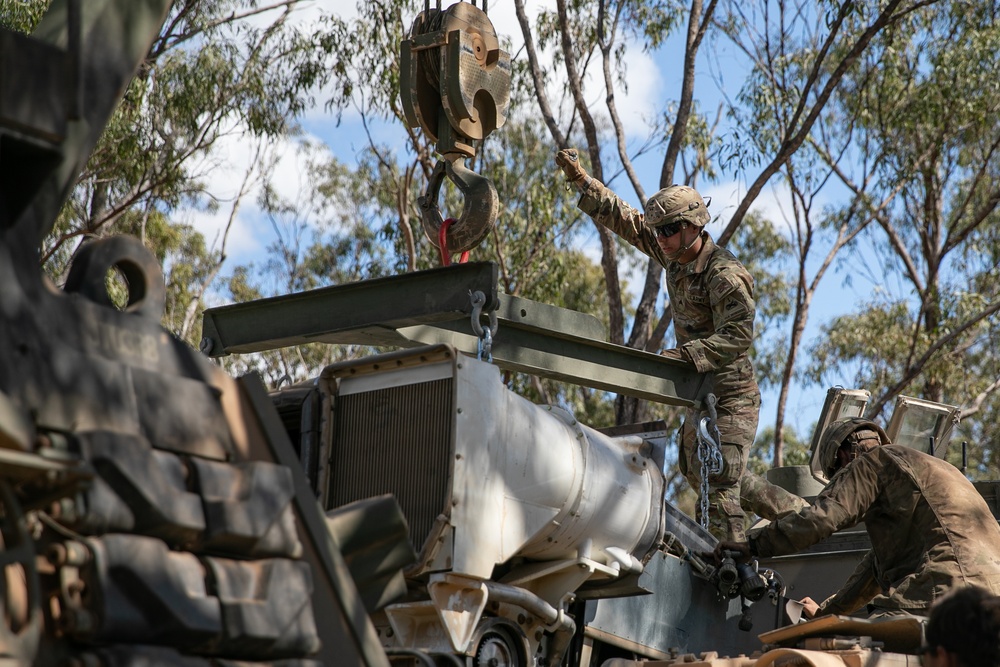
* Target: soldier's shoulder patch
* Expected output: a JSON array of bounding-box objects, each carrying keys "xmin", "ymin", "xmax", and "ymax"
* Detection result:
[
  {"xmin": 707, "ymin": 253, "xmax": 754, "ymax": 296},
  {"xmin": 708, "ymin": 268, "xmax": 752, "ymax": 300}
]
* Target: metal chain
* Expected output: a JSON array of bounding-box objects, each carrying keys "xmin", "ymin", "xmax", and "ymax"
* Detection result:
[
  {"xmin": 695, "ymin": 393, "xmax": 724, "ymax": 531},
  {"xmin": 478, "ymin": 328, "xmax": 493, "ymax": 362},
  {"xmin": 469, "ymin": 290, "xmax": 498, "ymax": 362}
]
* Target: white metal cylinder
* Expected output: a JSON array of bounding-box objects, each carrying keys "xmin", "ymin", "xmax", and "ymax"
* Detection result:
[{"xmin": 450, "ymin": 357, "xmax": 664, "ymax": 578}]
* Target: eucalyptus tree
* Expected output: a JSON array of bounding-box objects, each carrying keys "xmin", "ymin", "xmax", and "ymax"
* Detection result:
[
  {"xmin": 804, "ymin": 2, "xmax": 1000, "ymax": 473},
  {"xmin": 719, "ymin": 0, "xmax": 898, "ymax": 462},
  {"xmin": 217, "ymin": 143, "xmax": 394, "ymax": 385},
  {"xmin": 516, "ymin": 0, "xmax": 942, "ymax": 445},
  {"xmin": 1, "ymin": 0, "xmax": 326, "ymax": 349}
]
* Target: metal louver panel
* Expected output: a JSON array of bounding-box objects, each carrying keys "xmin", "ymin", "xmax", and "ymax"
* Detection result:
[{"xmin": 327, "ymin": 377, "xmax": 454, "ymax": 553}]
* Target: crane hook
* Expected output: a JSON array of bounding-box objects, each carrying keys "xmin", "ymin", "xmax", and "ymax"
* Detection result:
[{"xmin": 418, "ymin": 155, "xmax": 498, "ymax": 254}]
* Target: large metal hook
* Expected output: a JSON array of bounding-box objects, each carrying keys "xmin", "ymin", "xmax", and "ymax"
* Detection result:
[{"xmin": 418, "ymin": 155, "xmax": 497, "ymax": 254}]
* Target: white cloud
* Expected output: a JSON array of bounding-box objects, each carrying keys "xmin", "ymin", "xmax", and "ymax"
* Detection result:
[
  {"xmin": 174, "ymin": 133, "xmax": 263, "ymax": 260},
  {"xmin": 701, "ymin": 179, "xmax": 799, "ymax": 239},
  {"xmin": 176, "ymin": 128, "xmax": 336, "ymax": 268},
  {"xmin": 494, "ymin": 0, "xmax": 662, "ymax": 139}
]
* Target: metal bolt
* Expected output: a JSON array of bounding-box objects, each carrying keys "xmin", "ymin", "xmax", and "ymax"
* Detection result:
[
  {"xmin": 48, "ymin": 543, "xmax": 67, "ymax": 565},
  {"xmin": 66, "ymin": 608, "xmax": 93, "ymax": 634},
  {"xmin": 65, "ymin": 541, "xmax": 89, "ymax": 566}
]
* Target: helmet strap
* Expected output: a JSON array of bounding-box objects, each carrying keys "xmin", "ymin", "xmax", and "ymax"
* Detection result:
[
  {"xmin": 665, "ymin": 224, "xmax": 701, "ymax": 261},
  {"xmin": 832, "ymin": 437, "xmax": 879, "ymax": 475}
]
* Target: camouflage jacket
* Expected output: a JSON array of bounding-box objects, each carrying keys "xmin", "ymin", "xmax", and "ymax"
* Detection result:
[
  {"xmin": 750, "ymin": 445, "xmax": 1000, "ymax": 614},
  {"xmin": 578, "ymin": 179, "xmax": 757, "ymax": 393}
]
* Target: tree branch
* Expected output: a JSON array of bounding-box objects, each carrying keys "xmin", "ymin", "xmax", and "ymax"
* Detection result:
[
  {"xmin": 717, "ymin": 0, "xmax": 914, "ymax": 246},
  {"xmin": 659, "ymin": 0, "xmax": 718, "ymax": 188},
  {"xmin": 514, "ymin": 0, "xmax": 567, "ymax": 148},
  {"xmin": 871, "ymin": 298, "xmax": 1000, "ymax": 415}
]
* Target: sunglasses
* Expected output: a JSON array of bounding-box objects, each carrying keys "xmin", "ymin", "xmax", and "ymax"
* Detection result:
[{"xmin": 654, "ymin": 221, "xmax": 684, "ymax": 239}]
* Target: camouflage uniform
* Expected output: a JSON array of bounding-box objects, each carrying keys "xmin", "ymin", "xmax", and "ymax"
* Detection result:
[
  {"xmin": 749, "ymin": 444, "xmax": 1000, "ymax": 615},
  {"xmin": 739, "ymin": 470, "xmax": 807, "ymax": 522},
  {"xmin": 576, "ymin": 179, "xmax": 806, "ymax": 541}
]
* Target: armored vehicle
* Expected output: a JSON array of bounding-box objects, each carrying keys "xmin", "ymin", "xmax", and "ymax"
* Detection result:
[{"xmin": 202, "ymin": 261, "xmax": 993, "ymax": 667}]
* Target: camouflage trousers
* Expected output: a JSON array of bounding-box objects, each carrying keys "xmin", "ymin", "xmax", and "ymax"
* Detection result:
[{"xmin": 679, "ymin": 390, "xmax": 806, "ymax": 542}]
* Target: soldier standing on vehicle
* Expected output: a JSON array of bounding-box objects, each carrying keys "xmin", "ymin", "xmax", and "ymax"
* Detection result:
[
  {"xmin": 717, "ymin": 418, "xmax": 1000, "ymax": 617},
  {"xmin": 555, "ymin": 148, "xmax": 805, "ymax": 543}
]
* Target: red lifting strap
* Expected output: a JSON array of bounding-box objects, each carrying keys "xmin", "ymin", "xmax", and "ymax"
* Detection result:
[{"xmin": 438, "ymin": 218, "xmax": 470, "ymax": 266}]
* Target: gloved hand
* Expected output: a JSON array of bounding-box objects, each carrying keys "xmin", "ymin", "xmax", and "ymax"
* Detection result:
[
  {"xmin": 661, "ymin": 348, "xmax": 692, "ymax": 363},
  {"xmin": 555, "ymin": 148, "xmax": 588, "ymax": 184},
  {"xmin": 712, "ymin": 540, "xmax": 752, "ymax": 564}
]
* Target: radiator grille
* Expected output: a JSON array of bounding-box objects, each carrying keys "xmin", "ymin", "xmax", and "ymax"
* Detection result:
[{"xmin": 327, "ymin": 377, "xmax": 454, "ymax": 553}]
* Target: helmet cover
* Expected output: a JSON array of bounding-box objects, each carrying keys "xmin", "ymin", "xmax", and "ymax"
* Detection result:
[
  {"xmin": 811, "ymin": 417, "xmax": 889, "ymax": 483},
  {"xmin": 644, "ymin": 185, "xmax": 711, "ymax": 229}
]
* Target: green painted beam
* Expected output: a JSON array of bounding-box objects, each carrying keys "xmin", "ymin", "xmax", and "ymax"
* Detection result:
[
  {"xmin": 201, "ymin": 262, "xmax": 711, "ymax": 407},
  {"xmin": 399, "ymin": 317, "xmax": 709, "ymax": 408},
  {"xmin": 201, "ymin": 262, "xmax": 500, "ymax": 356}
]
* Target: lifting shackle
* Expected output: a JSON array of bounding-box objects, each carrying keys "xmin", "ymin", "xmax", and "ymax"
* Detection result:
[{"xmin": 400, "ymin": 1, "xmax": 511, "ymax": 254}]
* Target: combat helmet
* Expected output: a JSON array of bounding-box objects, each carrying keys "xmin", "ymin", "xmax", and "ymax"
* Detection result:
[
  {"xmin": 644, "ymin": 185, "xmax": 710, "ymax": 230},
  {"xmin": 810, "ymin": 417, "xmax": 889, "ymax": 484}
]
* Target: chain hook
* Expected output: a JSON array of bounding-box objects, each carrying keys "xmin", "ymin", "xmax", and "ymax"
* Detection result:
[
  {"xmin": 419, "ymin": 156, "xmax": 498, "ymax": 255},
  {"xmin": 478, "ymin": 327, "xmax": 493, "ymax": 362},
  {"xmin": 695, "ymin": 393, "xmax": 724, "ymax": 531},
  {"xmin": 469, "ymin": 290, "xmax": 498, "ymax": 362}
]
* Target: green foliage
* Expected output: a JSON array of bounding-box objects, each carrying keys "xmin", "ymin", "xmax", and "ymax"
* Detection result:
[
  {"xmin": 38, "ymin": 2, "xmax": 316, "ymax": 256},
  {"xmin": 807, "ymin": 301, "xmax": 916, "ymax": 394},
  {"xmin": 625, "ymin": 0, "xmax": 686, "ymax": 50},
  {"xmin": 485, "ymin": 122, "xmax": 596, "ymax": 301},
  {"xmin": 0, "ymin": 0, "xmax": 48, "ymax": 32},
  {"xmin": 749, "ymin": 425, "xmax": 810, "ymax": 475},
  {"xmin": 805, "ymin": 2, "xmax": 1000, "ymax": 456},
  {"xmin": 303, "ymin": 0, "xmax": 413, "ymax": 125},
  {"xmin": 25, "ymin": 1, "xmax": 332, "ymax": 354},
  {"xmin": 805, "ymin": 288, "xmax": 999, "ymax": 430}
]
